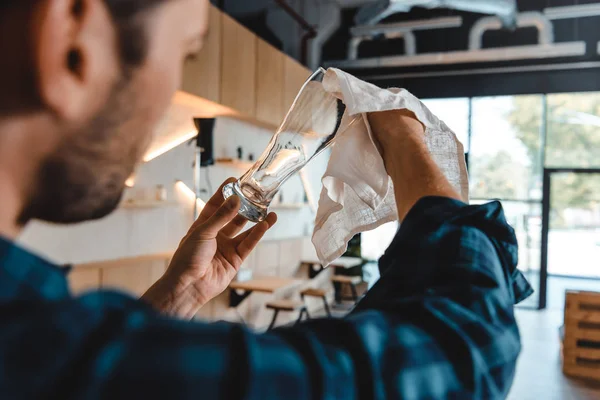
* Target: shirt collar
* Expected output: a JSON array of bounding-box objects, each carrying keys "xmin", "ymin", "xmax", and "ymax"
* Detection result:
[{"xmin": 0, "ymin": 235, "xmax": 70, "ymax": 302}]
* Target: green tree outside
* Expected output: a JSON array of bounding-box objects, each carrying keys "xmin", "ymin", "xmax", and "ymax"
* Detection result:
[{"xmin": 508, "ymin": 94, "xmax": 600, "ymax": 227}]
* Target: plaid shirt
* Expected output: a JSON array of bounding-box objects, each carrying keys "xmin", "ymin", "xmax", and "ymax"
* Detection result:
[{"xmin": 0, "ymin": 197, "xmax": 532, "ymax": 399}]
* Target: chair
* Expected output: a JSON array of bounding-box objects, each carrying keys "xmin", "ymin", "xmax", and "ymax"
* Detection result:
[
  {"xmin": 266, "ymin": 299, "xmax": 309, "ymax": 330},
  {"xmin": 300, "ymin": 288, "xmax": 332, "ymax": 317},
  {"xmin": 331, "ymin": 275, "xmax": 362, "ymax": 304}
]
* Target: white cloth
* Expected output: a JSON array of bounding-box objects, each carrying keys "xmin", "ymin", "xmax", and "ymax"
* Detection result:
[{"xmin": 311, "ymin": 68, "xmax": 469, "ymax": 266}]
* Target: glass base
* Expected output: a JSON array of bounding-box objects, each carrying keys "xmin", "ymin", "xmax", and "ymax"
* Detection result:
[{"xmin": 222, "ymin": 182, "xmax": 268, "ymax": 223}]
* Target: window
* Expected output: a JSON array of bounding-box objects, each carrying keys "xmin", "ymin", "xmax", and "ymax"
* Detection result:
[
  {"xmin": 469, "ymin": 96, "xmax": 543, "ymax": 201},
  {"xmin": 361, "ymin": 222, "xmax": 398, "ymax": 261},
  {"xmin": 416, "ymin": 92, "xmax": 600, "ymax": 310},
  {"xmin": 546, "ymin": 92, "xmax": 600, "ymax": 168},
  {"xmin": 548, "ymin": 172, "xmax": 600, "ymax": 278},
  {"xmin": 421, "ymin": 98, "xmax": 470, "ymax": 153}
]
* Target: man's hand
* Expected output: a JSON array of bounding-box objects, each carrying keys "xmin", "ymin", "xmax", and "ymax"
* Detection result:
[
  {"xmin": 142, "ymin": 178, "xmax": 277, "ymax": 319},
  {"xmin": 368, "ymin": 109, "xmax": 461, "ymax": 220},
  {"xmin": 368, "ymin": 109, "xmax": 426, "ymax": 165}
]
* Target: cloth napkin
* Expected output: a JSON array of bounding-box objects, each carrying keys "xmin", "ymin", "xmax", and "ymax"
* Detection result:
[{"xmin": 311, "ymin": 68, "xmax": 469, "ymax": 266}]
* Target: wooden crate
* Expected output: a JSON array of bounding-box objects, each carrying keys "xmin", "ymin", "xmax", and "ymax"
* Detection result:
[{"xmin": 563, "ymin": 290, "xmax": 600, "ymax": 382}]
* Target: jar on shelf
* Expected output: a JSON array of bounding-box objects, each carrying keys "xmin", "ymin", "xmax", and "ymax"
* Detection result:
[{"xmin": 155, "ymin": 185, "xmax": 167, "ymax": 202}]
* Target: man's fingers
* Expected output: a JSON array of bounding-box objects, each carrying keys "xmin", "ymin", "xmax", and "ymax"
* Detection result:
[
  {"xmin": 233, "ymin": 213, "xmax": 277, "ymax": 244},
  {"xmin": 264, "ymin": 212, "xmax": 278, "ymax": 228},
  {"xmin": 236, "ymin": 213, "xmax": 277, "ymax": 259},
  {"xmin": 198, "ymin": 177, "xmax": 236, "ymax": 221},
  {"xmin": 187, "ymin": 178, "xmax": 237, "ymax": 234},
  {"xmin": 193, "ymin": 196, "xmax": 241, "ymax": 240},
  {"xmin": 220, "ymin": 215, "xmax": 248, "ymax": 238}
]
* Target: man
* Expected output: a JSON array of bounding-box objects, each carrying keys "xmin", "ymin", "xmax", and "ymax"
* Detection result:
[{"xmin": 0, "ymin": 0, "xmax": 532, "ymax": 398}]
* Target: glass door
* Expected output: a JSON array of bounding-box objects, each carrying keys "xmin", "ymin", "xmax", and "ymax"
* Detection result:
[{"xmin": 540, "ymin": 169, "xmax": 600, "ymax": 309}]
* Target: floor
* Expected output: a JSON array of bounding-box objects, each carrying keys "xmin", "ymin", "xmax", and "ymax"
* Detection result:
[{"xmin": 508, "ymin": 309, "xmax": 600, "ymax": 400}]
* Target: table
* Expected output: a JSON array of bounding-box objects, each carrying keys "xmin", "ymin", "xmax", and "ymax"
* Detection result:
[
  {"xmin": 229, "ymin": 277, "xmax": 303, "ymax": 307},
  {"xmin": 302, "ymin": 257, "xmax": 363, "ymax": 279}
]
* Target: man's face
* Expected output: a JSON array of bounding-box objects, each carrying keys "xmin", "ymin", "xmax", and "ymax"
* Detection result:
[{"xmin": 20, "ymin": 0, "xmax": 209, "ymax": 224}]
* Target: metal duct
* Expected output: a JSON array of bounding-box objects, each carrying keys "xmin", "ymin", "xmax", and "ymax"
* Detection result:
[
  {"xmin": 348, "ymin": 16, "xmax": 460, "ymax": 60},
  {"xmin": 350, "ymin": 15, "xmax": 463, "ymax": 37},
  {"xmin": 327, "ymin": 42, "xmax": 586, "ymax": 69},
  {"xmin": 355, "ymin": 0, "xmax": 517, "ymax": 28},
  {"xmin": 545, "ymin": 3, "xmax": 600, "ymax": 20},
  {"xmin": 469, "ymin": 12, "xmax": 554, "ymax": 51},
  {"xmin": 348, "ymin": 31, "xmax": 416, "ymax": 59},
  {"xmin": 308, "ymin": 3, "xmax": 342, "ymax": 70}
]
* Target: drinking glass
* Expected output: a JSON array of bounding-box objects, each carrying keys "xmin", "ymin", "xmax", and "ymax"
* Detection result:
[{"xmin": 223, "ymin": 68, "xmax": 359, "ymax": 222}]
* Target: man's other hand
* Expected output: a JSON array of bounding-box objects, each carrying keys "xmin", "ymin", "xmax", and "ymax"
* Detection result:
[{"xmin": 367, "ymin": 109, "xmax": 425, "ymax": 164}]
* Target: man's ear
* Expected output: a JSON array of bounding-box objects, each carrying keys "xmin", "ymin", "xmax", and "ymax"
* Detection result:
[{"xmin": 32, "ymin": 0, "xmax": 120, "ymax": 123}]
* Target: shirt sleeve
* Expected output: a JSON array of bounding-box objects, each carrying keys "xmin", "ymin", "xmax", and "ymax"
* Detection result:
[{"xmin": 15, "ymin": 197, "xmax": 532, "ymax": 400}]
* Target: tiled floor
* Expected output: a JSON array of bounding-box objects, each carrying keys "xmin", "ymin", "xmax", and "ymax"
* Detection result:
[{"xmin": 508, "ymin": 309, "xmax": 600, "ymax": 400}]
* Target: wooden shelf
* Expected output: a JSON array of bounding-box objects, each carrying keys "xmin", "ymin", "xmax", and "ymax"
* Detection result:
[
  {"xmin": 120, "ymin": 201, "xmax": 179, "ymax": 209},
  {"xmin": 215, "ymin": 159, "xmax": 254, "ymax": 170},
  {"xmin": 271, "ymin": 203, "xmax": 308, "ymax": 210}
]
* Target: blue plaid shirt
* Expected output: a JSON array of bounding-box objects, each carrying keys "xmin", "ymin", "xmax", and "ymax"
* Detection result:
[{"xmin": 0, "ymin": 197, "xmax": 531, "ymax": 399}]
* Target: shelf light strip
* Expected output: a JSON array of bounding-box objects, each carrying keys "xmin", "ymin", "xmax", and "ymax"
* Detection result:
[
  {"xmin": 144, "ymin": 131, "xmax": 197, "ymax": 162},
  {"xmin": 176, "ymin": 180, "xmax": 206, "ymax": 209}
]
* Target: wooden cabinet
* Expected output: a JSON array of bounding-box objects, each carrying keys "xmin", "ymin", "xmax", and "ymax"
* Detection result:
[
  {"xmin": 283, "ymin": 56, "xmax": 312, "ymax": 114},
  {"xmin": 220, "ymin": 13, "xmax": 257, "ymax": 117},
  {"xmin": 256, "ymin": 39, "xmax": 285, "ymax": 126},
  {"xmin": 181, "ymin": 5, "xmax": 222, "ymax": 102},
  {"xmin": 102, "ymin": 260, "xmax": 167, "ymax": 297},
  {"xmin": 278, "ymin": 239, "xmax": 303, "ymax": 277},
  {"xmin": 255, "ymin": 241, "xmax": 281, "ymax": 277},
  {"xmin": 180, "ymin": 8, "xmax": 311, "ymax": 127},
  {"xmin": 68, "ymin": 255, "xmax": 171, "ymax": 297}
]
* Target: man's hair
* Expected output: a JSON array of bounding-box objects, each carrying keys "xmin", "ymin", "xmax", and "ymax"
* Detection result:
[
  {"xmin": 103, "ymin": 0, "xmax": 167, "ymax": 67},
  {"xmin": 1, "ymin": 0, "xmax": 168, "ymax": 67}
]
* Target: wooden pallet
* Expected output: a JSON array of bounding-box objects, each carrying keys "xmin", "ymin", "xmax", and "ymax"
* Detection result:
[{"xmin": 563, "ymin": 290, "xmax": 600, "ymax": 382}]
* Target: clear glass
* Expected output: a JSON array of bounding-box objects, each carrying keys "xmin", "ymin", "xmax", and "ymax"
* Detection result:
[
  {"xmin": 223, "ymin": 68, "xmax": 360, "ymax": 222},
  {"xmin": 469, "ymin": 95, "xmax": 544, "ymax": 201},
  {"xmin": 421, "ymin": 98, "xmax": 470, "ymax": 153},
  {"xmin": 546, "ymin": 92, "xmax": 600, "ymax": 168}
]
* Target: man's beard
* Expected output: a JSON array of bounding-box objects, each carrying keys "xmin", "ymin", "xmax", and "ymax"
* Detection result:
[{"xmin": 19, "ymin": 79, "xmax": 148, "ymax": 225}]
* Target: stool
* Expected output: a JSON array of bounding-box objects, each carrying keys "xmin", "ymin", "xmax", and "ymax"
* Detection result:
[
  {"xmin": 331, "ymin": 275, "xmax": 362, "ymax": 304},
  {"xmin": 301, "ymin": 288, "xmax": 332, "ymax": 317},
  {"xmin": 266, "ymin": 300, "xmax": 309, "ymax": 330}
]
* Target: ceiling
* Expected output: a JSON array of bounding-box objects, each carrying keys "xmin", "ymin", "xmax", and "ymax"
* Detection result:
[{"xmin": 218, "ymin": 0, "xmax": 600, "ymax": 97}]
